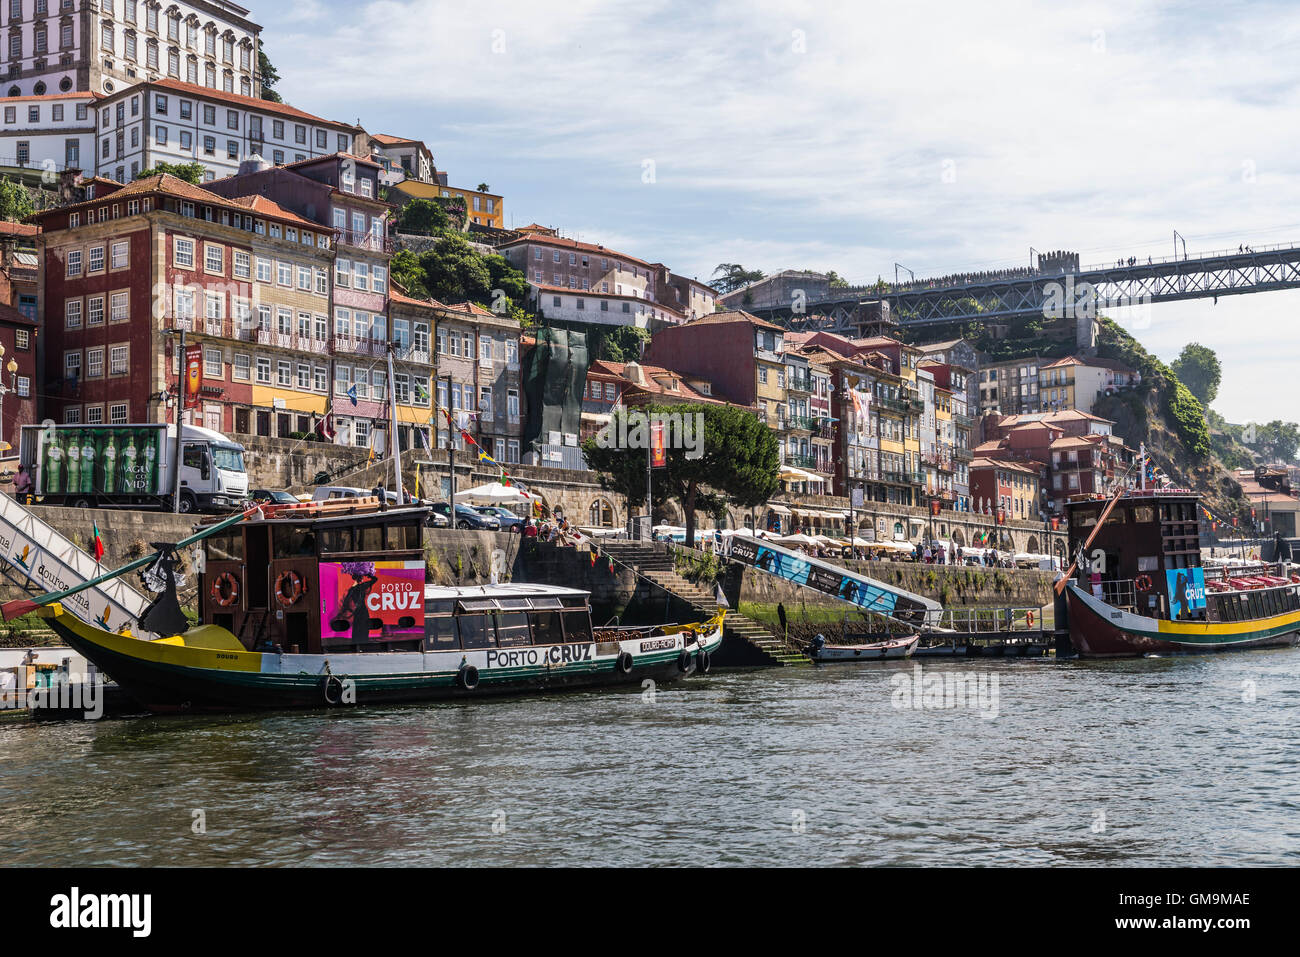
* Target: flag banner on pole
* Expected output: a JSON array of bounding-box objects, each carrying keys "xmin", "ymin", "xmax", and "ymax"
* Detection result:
[{"xmin": 91, "ymin": 521, "xmax": 105, "ymax": 563}]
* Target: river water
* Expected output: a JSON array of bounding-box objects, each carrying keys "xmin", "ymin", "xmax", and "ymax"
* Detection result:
[{"xmin": 2, "ymin": 651, "xmax": 1297, "ymax": 867}]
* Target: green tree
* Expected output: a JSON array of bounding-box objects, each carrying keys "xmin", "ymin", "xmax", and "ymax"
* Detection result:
[
  {"xmin": 395, "ymin": 198, "xmax": 449, "ymax": 236},
  {"xmin": 598, "ymin": 326, "xmax": 649, "ymax": 362},
  {"xmin": 135, "ymin": 161, "xmax": 206, "ymax": 184},
  {"xmin": 0, "ymin": 178, "xmax": 34, "ymax": 222},
  {"xmin": 259, "ymin": 44, "xmax": 282, "ymax": 103},
  {"xmin": 398, "ymin": 234, "xmax": 529, "ymax": 313},
  {"xmin": 476, "ymin": 183, "xmax": 490, "ymax": 193},
  {"xmin": 1244, "ymin": 420, "xmax": 1300, "ymax": 463},
  {"xmin": 1170, "ymin": 342, "xmax": 1222, "ymax": 407},
  {"xmin": 581, "ymin": 404, "xmax": 779, "ymax": 547},
  {"xmin": 711, "ymin": 263, "xmax": 766, "ymax": 294},
  {"xmin": 389, "ymin": 249, "xmax": 429, "ymax": 299},
  {"xmin": 826, "ymin": 270, "xmax": 850, "ymax": 288}
]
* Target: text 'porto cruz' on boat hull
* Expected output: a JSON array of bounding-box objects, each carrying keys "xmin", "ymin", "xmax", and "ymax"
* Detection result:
[{"xmin": 17, "ymin": 499, "xmax": 723, "ymax": 714}]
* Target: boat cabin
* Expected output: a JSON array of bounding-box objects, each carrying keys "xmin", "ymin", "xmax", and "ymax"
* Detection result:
[
  {"xmin": 1067, "ymin": 488, "xmax": 1300, "ymax": 623},
  {"xmin": 199, "ymin": 500, "xmax": 427, "ymax": 654}
]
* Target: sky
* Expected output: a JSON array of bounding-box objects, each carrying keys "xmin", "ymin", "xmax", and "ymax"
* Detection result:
[{"xmin": 258, "ymin": 0, "xmax": 1300, "ymax": 426}]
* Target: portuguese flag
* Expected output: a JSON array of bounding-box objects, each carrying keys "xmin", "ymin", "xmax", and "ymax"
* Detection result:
[{"xmin": 91, "ymin": 521, "xmax": 105, "ymax": 563}]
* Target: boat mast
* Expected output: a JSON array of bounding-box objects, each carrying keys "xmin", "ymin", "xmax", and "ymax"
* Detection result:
[{"xmin": 387, "ymin": 344, "xmax": 402, "ymax": 499}]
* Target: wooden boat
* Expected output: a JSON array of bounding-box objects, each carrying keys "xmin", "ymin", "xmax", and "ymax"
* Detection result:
[
  {"xmin": 25, "ymin": 499, "xmax": 724, "ymax": 713},
  {"xmin": 1061, "ymin": 488, "xmax": 1300, "ymax": 657},
  {"xmin": 806, "ymin": 633, "xmax": 919, "ymax": 662}
]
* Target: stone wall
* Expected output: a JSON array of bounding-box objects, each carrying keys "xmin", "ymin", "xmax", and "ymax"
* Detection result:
[{"xmin": 737, "ymin": 558, "xmax": 1055, "ymax": 611}]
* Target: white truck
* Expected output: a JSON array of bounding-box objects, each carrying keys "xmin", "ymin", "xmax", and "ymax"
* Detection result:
[{"xmin": 19, "ymin": 423, "xmax": 249, "ymax": 514}]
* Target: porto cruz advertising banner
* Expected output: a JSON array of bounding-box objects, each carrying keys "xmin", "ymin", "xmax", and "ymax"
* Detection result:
[
  {"xmin": 319, "ymin": 560, "xmax": 425, "ymax": 644},
  {"xmin": 1166, "ymin": 566, "xmax": 1207, "ymax": 621},
  {"xmin": 36, "ymin": 427, "xmax": 164, "ymax": 497},
  {"xmin": 728, "ymin": 537, "xmax": 919, "ymax": 618}
]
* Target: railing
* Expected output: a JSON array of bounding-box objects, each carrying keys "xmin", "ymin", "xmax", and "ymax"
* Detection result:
[
  {"xmin": 876, "ymin": 395, "xmax": 907, "ymax": 414},
  {"xmin": 785, "ymin": 453, "xmax": 819, "ymax": 470},
  {"xmin": 393, "ymin": 346, "xmax": 432, "ymax": 365},
  {"xmin": 953, "ymin": 446, "xmax": 974, "ymax": 463},
  {"xmin": 336, "ymin": 229, "xmax": 395, "ymax": 253},
  {"xmin": 333, "ymin": 334, "xmax": 387, "ymax": 357},
  {"xmin": 881, "ymin": 470, "xmax": 925, "ymax": 486},
  {"xmin": 1098, "ymin": 578, "xmax": 1138, "ymax": 610},
  {"xmin": 780, "ymin": 415, "xmax": 817, "ymax": 431},
  {"xmin": 786, "ymin": 373, "xmax": 813, "ymax": 393},
  {"xmin": 952, "ymin": 413, "xmax": 975, "ymax": 429}
]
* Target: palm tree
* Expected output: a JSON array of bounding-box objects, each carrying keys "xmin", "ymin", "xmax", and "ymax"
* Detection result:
[
  {"xmin": 477, "ymin": 183, "xmax": 491, "ymax": 193},
  {"xmin": 711, "ymin": 263, "xmax": 765, "ymax": 294}
]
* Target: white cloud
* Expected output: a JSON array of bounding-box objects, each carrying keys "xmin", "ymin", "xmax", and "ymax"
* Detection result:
[{"xmin": 258, "ymin": 0, "xmax": 1300, "ymax": 422}]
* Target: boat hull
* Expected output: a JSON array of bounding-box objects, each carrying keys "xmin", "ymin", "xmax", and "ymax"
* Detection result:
[
  {"xmin": 1066, "ymin": 585, "xmax": 1300, "ymax": 658},
  {"xmin": 809, "ymin": 635, "xmax": 918, "ymax": 662},
  {"xmin": 42, "ymin": 607, "xmax": 725, "ymax": 714}
]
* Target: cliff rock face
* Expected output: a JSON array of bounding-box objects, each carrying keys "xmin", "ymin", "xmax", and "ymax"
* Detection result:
[{"xmin": 1093, "ymin": 318, "xmax": 1246, "ymax": 519}]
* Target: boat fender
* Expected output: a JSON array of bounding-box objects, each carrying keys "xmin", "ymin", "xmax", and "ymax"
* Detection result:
[
  {"xmin": 323, "ymin": 674, "xmax": 345, "ymax": 706},
  {"xmin": 698, "ymin": 649, "xmax": 711, "ymax": 674},
  {"xmin": 616, "ymin": 651, "xmax": 634, "ymax": 674},
  {"xmin": 275, "ymin": 570, "xmax": 305, "ymax": 607},
  {"xmin": 458, "ymin": 664, "xmax": 480, "ymax": 690},
  {"xmin": 677, "ymin": 649, "xmax": 693, "ymax": 673},
  {"xmin": 210, "ymin": 572, "xmax": 240, "ymax": 607}
]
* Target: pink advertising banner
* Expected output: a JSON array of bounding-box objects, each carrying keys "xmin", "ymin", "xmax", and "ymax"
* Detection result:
[{"xmin": 319, "ymin": 560, "xmax": 426, "ymax": 644}]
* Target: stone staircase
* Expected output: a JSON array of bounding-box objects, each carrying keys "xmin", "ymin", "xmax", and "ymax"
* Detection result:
[{"xmin": 601, "ymin": 541, "xmax": 808, "ymax": 667}]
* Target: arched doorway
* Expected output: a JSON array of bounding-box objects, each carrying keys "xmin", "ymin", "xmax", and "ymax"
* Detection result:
[
  {"xmin": 1027, "ymin": 534, "xmax": 1040, "ymax": 554},
  {"xmin": 589, "ymin": 497, "xmax": 616, "ymax": 528},
  {"xmin": 951, "ymin": 528, "xmax": 966, "ymax": 547}
]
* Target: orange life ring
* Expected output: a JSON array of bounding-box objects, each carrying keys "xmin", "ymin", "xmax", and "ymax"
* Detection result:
[
  {"xmin": 275, "ymin": 570, "xmax": 305, "ymax": 607},
  {"xmin": 1026, "ymin": 610, "xmax": 1035, "ymax": 627},
  {"xmin": 1135, "ymin": 574, "xmax": 1153, "ymax": 592},
  {"xmin": 210, "ymin": 572, "xmax": 240, "ymax": 608}
]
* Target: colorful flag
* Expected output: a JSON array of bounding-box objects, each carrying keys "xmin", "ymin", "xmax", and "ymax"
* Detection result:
[
  {"xmin": 347, "ymin": 385, "xmax": 358, "ymax": 407},
  {"xmin": 91, "ymin": 521, "xmax": 105, "ymax": 563},
  {"xmin": 589, "ymin": 549, "xmax": 597, "ymax": 567}
]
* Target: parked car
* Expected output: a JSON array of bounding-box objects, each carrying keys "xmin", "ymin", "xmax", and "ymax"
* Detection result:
[
  {"xmin": 428, "ymin": 510, "xmax": 450, "ymax": 528},
  {"xmin": 430, "ymin": 502, "xmax": 501, "ymax": 530},
  {"xmin": 312, "ymin": 485, "xmax": 399, "ymax": 504},
  {"xmin": 473, "ymin": 505, "xmax": 526, "ymax": 531},
  {"xmin": 250, "ymin": 489, "xmax": 299, "ymax": 506}
]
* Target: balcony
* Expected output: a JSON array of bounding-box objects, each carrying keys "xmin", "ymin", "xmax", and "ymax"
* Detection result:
[
  {"xmin": 332, "ymin": 334, "xmax": 388, "ymax": 357},
  {"xmin": 785, "ymin": 372, "xmax": 813, "ymax": 393},
  {"xmin": 780, "ymin": 414, "xmax": 816, "ymax": 432},
  {"xmin": 953, "ymin": 446, "xmax": 974, "ymax": 463},
  {"xmin": 952, "ymin": 413, "xmax": 975, "ymax": 429},
  {"xmin": 785, "ymin": 453, "xmax": 819, "ymax": 470},
  {"xmin": 336, "ymin": 229, "xmax": 396, "ymax": 253},
  {"xmin": 876, "ymin": 395, "xmax": 907, "ymax": 414},
  {"xmin": 881, "ymin": 469, "xmax": 925, "ymax": 486},
  {"xmin": 393, "ymin": 345, "xmax": 432, "ymax": 365}
]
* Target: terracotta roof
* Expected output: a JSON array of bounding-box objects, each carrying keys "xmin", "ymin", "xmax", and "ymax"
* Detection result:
[
  {"xmin": 971, "ymin": 457, "xmax": 1040, "ymax": 475},
  {"xmin": 225, "ymin": 194, "xmax": 322, "ymax": 230},
  {"xmin": 1044, "ymin": 354, "xmax": 1138, "ymax": 373},
  {"xmin": 281, "ymin": 150, "xmax": 382, "ymax": 172},
  {"xmin": 681, "ymin": 309, "xmax": 785, "ymax": 332},
  {"xmin": 0, "ymin": 220, "xmax": 38, "ymax": 237},
  {"xmin": 389, "ymin": 289, "xmax": 442, "ymax": 310},
  {"xmin": 370, "ymin": 133, "xmax": 428, "ymax": 150},
  {"xmin": 0, "ymin": 300, "xmax": 36, "ymax": 326},
  {"xmin": 132, "ymin": 78, "xmax": 352, "ymax": 128},
  {"xmin": 4, "ymin": 90, "xmax": 102, "ymax": 101},
  {"xmin": 590, "ymin": 361, "xmax": 727, "ymax": 405},
  {"xmin": 498, "ymin": 232, "xmax": 652, "ymax": 268},
  {"xmin": 29, "ymin": 172, "xmax": 327, "ymax": 231},
  {"xmin": 1050, "ymin": 436, "xmax": 1100, "ymax": 450}
]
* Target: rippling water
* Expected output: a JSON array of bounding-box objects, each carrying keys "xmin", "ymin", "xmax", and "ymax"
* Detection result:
[{"xmin": 2, "ymin": 651, "xmax": 1298, "ymax": 866}]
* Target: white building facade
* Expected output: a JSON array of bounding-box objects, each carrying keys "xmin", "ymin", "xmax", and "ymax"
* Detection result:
[
  {"xmin": 93, "ymin": 78, "xmax": 354, "ymax": 182},
  {"xmin": 0, "ymin": 0, "xmax": 261, "ymax": 99},
  {"xmin": 0, "ymin": 88, "xmax": 96, "ymax": 169}
]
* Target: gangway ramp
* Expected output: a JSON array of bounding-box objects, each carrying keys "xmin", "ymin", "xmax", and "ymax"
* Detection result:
[
  {"xmin": 725, "ymin": 537, "xmax": 941, "ymax": 628},
  {"xmin": 0, "ymin": 495, "xmax": 151, "ymax": 635}
]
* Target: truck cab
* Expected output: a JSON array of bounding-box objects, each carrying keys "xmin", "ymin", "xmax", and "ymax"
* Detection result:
[{"xmin": 174, "ymin": 424, "xmax": 249, "ymax": 514}]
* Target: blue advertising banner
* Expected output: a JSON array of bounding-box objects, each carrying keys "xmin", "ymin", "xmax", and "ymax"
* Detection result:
[
  {"xmin": 1165, "ymin": 567, "xmax": 1207, "ymax": 620},
  {"xmin": 727, "ymin": 537, "xmax": 937, "ymax": 623}
]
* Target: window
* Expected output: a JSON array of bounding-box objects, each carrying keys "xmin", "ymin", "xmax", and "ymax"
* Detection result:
[
  {"xmin": 256, "ymin": 357, "xmax": 271, "ymax": 384},
  {"xmin": 174, "ymin": 238, "xmax": 194, "ymax": 268},
  {"xmin": 65, "ymin": 351, "xmax": 81, "ymax": 381},
  {"xmin": 87, "ymin": 347, "xmax": 105, "ymax": 378},
  {"xmin": 66, "ymin": 249, "xmax": 82, "ymax": 277},
  {"xmin": 204, "ymin": 347, "xmax": 222, "ymax": 378},
  {"xmin": 65, "ymin": 299, "xmax": 82, "ymax": 329},
  {"xmin": 87, "ymin": 296, "xmax": 104, "ymax": 326},
  {"xmin": 204, "ymin": 244, "xmax": 223, "ymax": 273},
  {"xmin": 277, "ymin": 360, "xmax": 291, "ymax": 387},
  {"xmin": 276, "ymin": 260, "xmax": 291, "ymax": 286},
  {"xmin": 255, "ymin": 257, "xmax": 272, "ymax": 282},
  {"xmin": 233, "ymin": 251, "xmax": 250, "ymax": 278},
  {"xmin": 233, "ymin": 354, "xmax": 250, "ymax": 381},
  {"xmin": 109, "ymin": 241, "xmax": 129, "ymax": 270}
]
